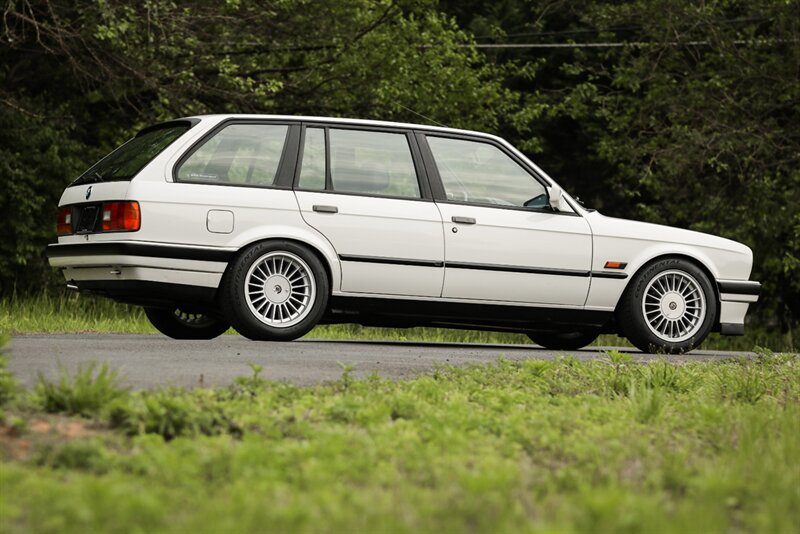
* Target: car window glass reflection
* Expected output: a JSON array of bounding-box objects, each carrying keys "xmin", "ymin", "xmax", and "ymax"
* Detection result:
[
  {"xmin": 329, "ymin": 129, "xmax": 420, "ymax": 198},
  {"xmin": 427, "ymin": 136, "xmax": 546, "ymax": 208},
  {"xmin": 177, "ymin": 124, "xmax": 288, "ymax": 186}
]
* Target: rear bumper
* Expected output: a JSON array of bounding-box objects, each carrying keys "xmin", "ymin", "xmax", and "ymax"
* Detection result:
[
  {"xmin": 716, "ymin": 279, "xmax": 760, "ymax": 336},
  {"xmin": 47, "ymin": 241, "xmax": 233, "ymax": 307}
]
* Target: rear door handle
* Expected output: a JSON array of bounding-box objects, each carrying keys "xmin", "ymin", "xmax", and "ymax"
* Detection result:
[
  {"xmin": 313, "ymin": 205, "xmax": 338, "ymax": 214},
  {"xmin": 451, "ymin": 216, "xmax": 476, "ymax": 225}
]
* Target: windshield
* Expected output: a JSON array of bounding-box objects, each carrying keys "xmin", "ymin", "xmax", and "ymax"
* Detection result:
[{"xmin": 71, "ymin": 123, "xmax": 191, "ymax": 186}]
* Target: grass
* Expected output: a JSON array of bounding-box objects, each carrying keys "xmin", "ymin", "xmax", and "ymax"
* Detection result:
[
  {"xmin": 0, "ymin": 349, "xmax": 798, "ymax": 532},
  {"xmin": 2, "ymin": 292, "xmax": 796, "ymax": 352}
]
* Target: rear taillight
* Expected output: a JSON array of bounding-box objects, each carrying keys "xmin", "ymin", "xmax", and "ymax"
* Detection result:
[
  {"xmin": 101, "ymin": 201, "xmax": 140, "ymax": 232},
  {"xmin": 55, "ymin": 201, "xmax": 140, "ymax": 236},
  {"xmin": 56, "ymin": 207, "xmax": 72, "ymax": 236}
]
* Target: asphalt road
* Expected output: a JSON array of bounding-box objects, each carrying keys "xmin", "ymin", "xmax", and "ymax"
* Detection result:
[{"xmin": 6, "ymin": 334, "xmax": 753, "ymax": 389}]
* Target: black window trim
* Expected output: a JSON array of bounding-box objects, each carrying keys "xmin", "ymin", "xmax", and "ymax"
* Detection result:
[
  {"xmin": 416, "ymin": 131, "xmax": 583, "ymax": 217},
  {"xmin": 171, "ymin": 118, "xmax": 301, "ymax": 190},
  {"xmin": 292, "ymin": 122, "xmax": 435, "ymax": 202}
]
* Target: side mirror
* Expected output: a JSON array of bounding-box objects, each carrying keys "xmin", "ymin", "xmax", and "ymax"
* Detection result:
[{"xmin": 547, "ymin": 185, "xmax": 564, "ymax": 211}]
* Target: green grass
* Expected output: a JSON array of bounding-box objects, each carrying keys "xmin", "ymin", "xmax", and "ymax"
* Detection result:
[
  {"xmin": 0, "ymin": 350, "xmax": 798, "ymax": 532},
  {"xmin": 1, "ymin": 292, "xmax": 796, "ymax": 352}
]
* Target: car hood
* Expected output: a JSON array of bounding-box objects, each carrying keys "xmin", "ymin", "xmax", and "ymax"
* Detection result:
[{"xmin": 584, "ymin": 211, "xmax": 750, "ymax": 255}]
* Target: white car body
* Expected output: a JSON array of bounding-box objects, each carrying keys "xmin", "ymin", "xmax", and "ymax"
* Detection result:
[{"xmin": 47, "ymin": 115, "xmax": 759, "ymax": 349}]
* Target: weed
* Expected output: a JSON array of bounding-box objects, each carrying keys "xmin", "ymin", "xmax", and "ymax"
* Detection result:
[{"xmin": 35, "ymin": 362, "xmax": 127, "ymax": 417}]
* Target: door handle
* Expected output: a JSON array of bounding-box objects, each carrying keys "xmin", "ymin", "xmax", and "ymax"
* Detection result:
[
  {"xmin": 451, "ymin": 216, "xmax": 476, "ymax": 225},
  {"xmin": 313, "ymin": 205, "xmax": 338, "ymax": 214}
]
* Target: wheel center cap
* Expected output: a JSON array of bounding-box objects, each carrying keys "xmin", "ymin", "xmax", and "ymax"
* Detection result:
[
  {"xmin": 660, "ymin": 292, "xmax": 685, "ymax": 319},
  {"xmin": 265, "ymin": 276, "xmax": 291, "ymax": 303}
]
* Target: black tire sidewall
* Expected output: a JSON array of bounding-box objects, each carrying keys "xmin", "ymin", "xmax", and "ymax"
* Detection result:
[
  {"xmin": 144, "ymin": 307, "xmax": 230, "ymax": 340},
  {"xmin": 221, "ymin": 240, "xmax": 329, "ymax": 341},
  {"xmin": 619, "ymin": 258, "xmax": 717, "ymax": 353},
  {"xmin": 528, "ymin": 330, "xmax": 600, "ymax": 350}
]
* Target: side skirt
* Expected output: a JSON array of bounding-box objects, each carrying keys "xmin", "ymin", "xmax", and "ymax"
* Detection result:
[{"xmin": 321, "ymin": 296, "xmax": 614, "ymax": 334}]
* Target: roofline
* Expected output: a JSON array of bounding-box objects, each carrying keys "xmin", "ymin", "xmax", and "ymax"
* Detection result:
[{"xmin": 180, "ymin": 114, "xmax": 502, "ymax": 140}]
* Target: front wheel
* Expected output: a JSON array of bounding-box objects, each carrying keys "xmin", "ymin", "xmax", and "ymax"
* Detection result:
[
  {"xmin": 144, "ymin": 307, "xmax": 230, "ymax": 340},
  {"xmin": 528, "ymin": 330, "xmax": 599, "ymax": 350},
  {"xmin": 617, "ymin": 258, "xmax": 716, "ymax": 354},
  {"xmin": 220, "ymin": 241, "xmax": 329, "ymax": 341}
]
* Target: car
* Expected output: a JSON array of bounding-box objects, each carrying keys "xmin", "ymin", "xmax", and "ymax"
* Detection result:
[{"xmin": 46, "ymin": 114, "xmax": 760, "ymax": 353}]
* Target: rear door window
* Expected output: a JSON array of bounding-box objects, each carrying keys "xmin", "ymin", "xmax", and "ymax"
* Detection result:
[
  {"xmin": 177, "ymin": 123, "xmax": 289, "ymax": 186},
  {"xmin": 297, "ymin": 127, "xmax": 421, "ymax": 199}
]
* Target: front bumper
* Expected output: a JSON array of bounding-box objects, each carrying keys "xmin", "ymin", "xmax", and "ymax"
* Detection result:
[{"xmin": 717, "ymin": 279, "xmax": 760, "ymax": 336}]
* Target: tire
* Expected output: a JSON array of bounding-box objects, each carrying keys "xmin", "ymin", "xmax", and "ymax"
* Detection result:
[
  {"xmin": 144, "ymin": 307, "xmax": 230, "ymax": 340},
  {"xmin": 617, "ymin": 257, "xmax": 717, "ymax": 354},
  {"xmin": 527, "ymin": 330, "xmax": 599, "ymax": 350},
  {"xmin": 220, "ymin": 240, "xmax": 329, "ymax": 341}
]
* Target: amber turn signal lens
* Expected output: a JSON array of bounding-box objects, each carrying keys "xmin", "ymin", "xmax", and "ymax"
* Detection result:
[
  {"xmin": 101, "ymin": 201, "xmax": 140, "ymax": 232},
  {"xmin": 604, "ymin": 261, "xmax": 627, "ymax": 269},
  {"xmin": 56, "ymin": 207, "xmax": 73, "ymax": 236}
]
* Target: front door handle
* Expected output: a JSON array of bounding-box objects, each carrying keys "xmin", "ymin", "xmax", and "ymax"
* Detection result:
[
  {"xmin": 313, "ymin": 205, "xmax": 338, "ymax": 214},
  {"xmin": 451, "ymin": 216, "xmax": 476, "ymax": 225}
]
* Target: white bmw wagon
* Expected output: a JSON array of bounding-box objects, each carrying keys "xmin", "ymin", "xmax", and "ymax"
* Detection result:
[{"xmin": 47, "ymin": 115, "xmax": 760, "ymax": 353}]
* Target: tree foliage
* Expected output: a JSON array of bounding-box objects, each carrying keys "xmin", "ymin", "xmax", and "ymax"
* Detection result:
[{"xmin": 1, "ymin": 0, "xmax": 797, "ymax": 330}]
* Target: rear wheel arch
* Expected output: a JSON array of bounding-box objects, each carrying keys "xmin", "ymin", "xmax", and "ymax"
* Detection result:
[{"xmin": 225, "ymin": 237, "xmax": 334, "ymax": 292}]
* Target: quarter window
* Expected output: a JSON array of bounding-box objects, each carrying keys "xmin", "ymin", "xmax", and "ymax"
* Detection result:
[
  {"xmin": 329, "ymin": 129, "xmax": 420, "ymax": 198},
  {"xmin": 177, "ymin": 123, "xmax": 288, "ymax": 186},
  {"xmin": 427, "ymin": 136, "xmax": 547, "ymax": 208},
  {"xmin": 298, "ymin": 127, "xmax": 326, "ymax": 190}
]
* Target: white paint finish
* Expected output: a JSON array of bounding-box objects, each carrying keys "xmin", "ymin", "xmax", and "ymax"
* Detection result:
[
  {"xmin": 295, "ymin": 191, "xmax": 444, "ymax": 296},
  {"xmin": 435, "ymin": 204, "xmax": 592, "ymax": 305},
  {"xmin": 584, "ymin": 211, "xmax": 754, "ymax": 309},
  {"xmin": 62, "ymin": 266, "xmax": 221, "ymax": 288},
  {"xmin": 207, "ymin": 210, "xmax": 234, "ymax": 234},
  {"xmin": 720, "ymin": 293, "xmax": 759, "ymax": 303},
  {"xmin": 59, "ymin": 181, "xmax": 131, "ymax": 206},
  {"xmin": 719, "ymin": 301, "xmax": 750, "ymax": 325}
]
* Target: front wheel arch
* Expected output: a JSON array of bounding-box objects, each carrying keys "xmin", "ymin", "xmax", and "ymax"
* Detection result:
[{"xmin": 615, "ymin": 254, "xmax": 721, "ymax": 328}]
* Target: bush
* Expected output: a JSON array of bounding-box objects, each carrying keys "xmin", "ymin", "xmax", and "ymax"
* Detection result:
[{"xmin": 36, "ymin": 362, "xmax": 127, "ymax": 417}]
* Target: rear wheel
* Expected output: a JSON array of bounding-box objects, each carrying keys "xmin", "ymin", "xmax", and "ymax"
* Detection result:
[
  {"xmin": 144, "ymin": 307, "xmax": 230, "ymax": 340},
  {"xmin": 527, "ymin": 330, "xmax": 599, "ymax": 350},
  {"xmin": 221, "ymin": 241, "xmax": 329, "ymax": 341},
  {"xmin": 617, "ymin": 258, "xmax": 716, "ymax": 353}
]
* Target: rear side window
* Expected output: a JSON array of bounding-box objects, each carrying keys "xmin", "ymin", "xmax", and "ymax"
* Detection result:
[
  {"xmin": 177, "ymin": 123, "xmax": 288, "ymax": 186},
  {"xmin": 72, "ymin": 124, "xmax": 190, "ymax": 186}
]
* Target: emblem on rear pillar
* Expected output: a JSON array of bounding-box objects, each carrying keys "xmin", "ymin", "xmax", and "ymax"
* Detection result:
[{"xmin": 85, "ymin": 186, "xmax": 92, "ymax": 200}]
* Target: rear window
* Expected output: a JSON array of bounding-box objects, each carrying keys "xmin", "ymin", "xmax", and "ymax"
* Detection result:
[{"xmin": 72, "ymin": 123, "xmax": 191, "ymax": 186}]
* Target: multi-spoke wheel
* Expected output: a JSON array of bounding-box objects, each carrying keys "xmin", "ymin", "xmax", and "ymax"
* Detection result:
[
  {"xmin": 221, "ymin": 241, "xmax": 329, "ymax": 341},
  {"xmin": 144, "ymin": 307, "xmax": 230, "ymax": 340},
  {"xmin": 617, "ymin": 258, "xmax": 716, "ymax": 354}
]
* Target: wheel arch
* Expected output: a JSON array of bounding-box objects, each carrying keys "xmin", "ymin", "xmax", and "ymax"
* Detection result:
[
  {"xmin": 615, "ymin": 253, "xmax": 721, "ymax": 326},
  {"xmin": 226, "ymin": 236, "xmax": 337, "ymax": 293}
]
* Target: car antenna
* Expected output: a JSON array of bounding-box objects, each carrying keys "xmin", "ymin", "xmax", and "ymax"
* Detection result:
[{"xmin": 396, "ymin": 104, "xmax": 450, "ymax": 129}]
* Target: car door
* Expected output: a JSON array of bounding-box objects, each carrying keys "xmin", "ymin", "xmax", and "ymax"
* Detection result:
[
  {"xmin": 419, "ymin": 133, "xmax": 593, "ymax": 306},
  {"xmin": 293, "ymin": 125, "xmax": 444, "ymax": 297}
]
